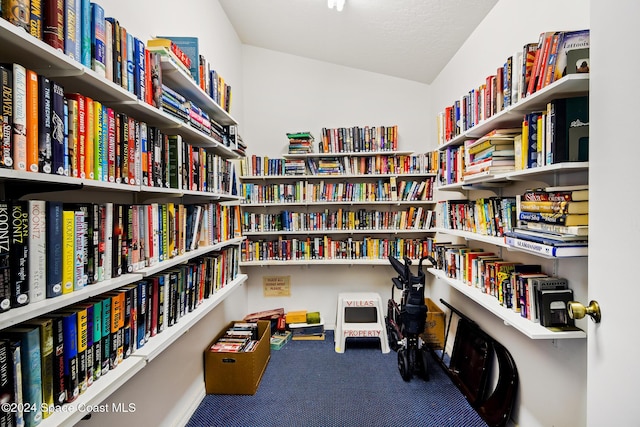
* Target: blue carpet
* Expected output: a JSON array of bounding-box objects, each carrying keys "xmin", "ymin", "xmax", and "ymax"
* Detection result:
[{"xmin": 187, "ymin": 330, "xmax": 488, "ymax": 427}]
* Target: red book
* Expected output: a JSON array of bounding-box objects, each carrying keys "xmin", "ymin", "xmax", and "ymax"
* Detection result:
[
  {"xmin": 536, "ymin": 32, "xmax": 556, "ymax": 91},
  {"xmin": 107, "ymin": 107, "xmax": 116, "ymax": 183},
  {"xmin": 43, "ymin": 0, "xmax": 64, "ymax": 50},
  {"xmin": 85, "ymin": 96, "xmax": 94, "ymax": 179}
]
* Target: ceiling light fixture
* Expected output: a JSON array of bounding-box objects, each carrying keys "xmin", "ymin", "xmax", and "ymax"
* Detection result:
[{"xmin": 327, "ymin": 0, "xmax": 345, "ymax": 12}]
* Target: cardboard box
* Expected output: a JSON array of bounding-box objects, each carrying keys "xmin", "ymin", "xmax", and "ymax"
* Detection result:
[
  {"xmin": 204, "ymin": 320, "xmax": 271, "ymax": 395},
  {"xmin": 421, "ymin": 298, "xmax": 445, "ymax": 349}
]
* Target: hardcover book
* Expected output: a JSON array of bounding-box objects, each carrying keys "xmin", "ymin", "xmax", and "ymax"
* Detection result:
[
  {"xmin": 38, "ymin": 74, "xmax": 52, "ymax": 173},
  {"xmin": 12, "ymin": 63, "xmax": 27, "ymax": 171},
  {"xmin": 554, "ymin": 29, "xmax": 590, "ymax": 81},
  {"xmin": 46, "ymin": 201, "xmax": 63, "ymax": 298},
  {"xmin": 25, "ymin": 68, "xmax": 38, "ymax": 173},
  {"xmin": 51, "ymin": 80, "xmax": 65, "ymax": 175},
  {"xmin": 43, "ymin": 0, "xmax": 64, "ymax": 51},
  {"xmin": 10, "ymin": 200, "xmax": 29, "ymax": 307},
  {"xmin": 27, "ymin": 200, "xmax": 46, "ymax": 303},
  {"xmin": 0, "ymin": 202, "xmax": 10, "ymax": 312},
  {"xmin": 0, "ymin": 64, "xmax": 13, "ymax": 169},
  {"xmin": 22, "ymin": 318, "xmax": 54, "ymax": 418}
]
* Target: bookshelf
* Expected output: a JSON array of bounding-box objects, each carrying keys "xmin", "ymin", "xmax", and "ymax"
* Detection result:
[
  {"xmin": 0, "ymin": 15, "xmax": 245, "ymax": 427},
  {"xmin": 239, "ymin": 150, "xmax": 438, "ymax": 265},
  {"xmin": 432, "ymin": 68, "xmax": 590, "ymax": 339}
]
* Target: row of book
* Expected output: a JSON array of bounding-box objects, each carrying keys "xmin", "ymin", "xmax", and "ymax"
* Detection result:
[
  {"xmin": 148, "ymin": 36, "xmax": 232, "ymax": 114},
  {"xmin": 240, "ymin": 177, "xmax": 436, "ymax": 205},
  {"xmin": 435, "ymin": 197, "xmax": 518, "ymax": 238},
  {"xmin": 242, "ymin": 153, "xmax": 436, "ymax": 177},
  {"xmin": 504, "ymin": 185, "xmax": 588, "ymax": 257},
  {"xmin": 0, "ymin": 199, "xmax": 242, "ymax": 312},
  {"xmin": 209, "ymin": 322, "xmax": 260, "ymax": 353},
  {"xmin": 0, "ymin": 248, "xmax": 239, "ymax": 426},
  {"xmin": 0, "ymin": 63, "xmax": 239, "ymax": 193},
  {"xmin": 0, "ymin": 1, "xmax": 232, "ymax": 115},
  {"xmin": 438, "ymin": 94, "xmax": 589, "ymax": 186},
  {"xmin": 437, "ymin": 29, "xmax": 589, "ymax": 144},
  {"xmin": 242, "ymin": 207, "xmax": 435, "ymax": 234},
  {"xmin": 319, "ymin": 125, "xmax": 398, "ymax": 153},
  {"xmin": 432, "ymin": 241, "xmax": 576, "ymax": 327},
  {"xmin": 240, "ymin": 236, "xmax": 434, "ymax": 263}
]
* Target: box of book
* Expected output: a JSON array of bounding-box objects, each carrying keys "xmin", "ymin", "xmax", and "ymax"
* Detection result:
[
  {"xmin": 420, "ymin": 299, "xmax": 445, "ymax": 349},
  {"xmin": 270, "ymin": 331, "xmax": 292, "ymax": 350},
  {"xmin": 204, "ymin": 320, "xmax": 271, "ymax": 395}
]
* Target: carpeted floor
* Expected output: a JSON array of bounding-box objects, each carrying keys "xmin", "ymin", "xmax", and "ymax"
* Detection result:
[{"xmin": 187, "ymin": 330, "xmax": 488, "ymax": 427}]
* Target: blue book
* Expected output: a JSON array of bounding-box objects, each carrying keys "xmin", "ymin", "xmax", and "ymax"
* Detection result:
[
  {"xmin": 38, "ymin": 75, "xmax": 52, "ymax": 174},
  {"xmin": 126, "ymin": 32, "xmax": 135, "ymax": 93},
  {"xmin": 55, "ymin": 311, "xmax": 79, "ymax": 402},
  {"xmin": 64, "ymin": 0, "xmax": 79, "ymax": 61},
  {"xmin": 0, "ymin": 339, "xmax": 17, "ymax": 427},
  {"xmin": 5, "ymin": 326, "xmax": 43, "ymax": 427},
  {"xmin": 134, "ymin": 37, "xmax": 145, "ymax": 101},
  {"xmin": 137, "ymin": 281, "xmax": 147, "ymax": 349},
  {"xmin": 87, "ymin": 299, "xmax": 102, "ymax": 381},
  {"xmin": 90, "ymin": 2, "xmax": 106, "ymax": 76},
  {"xmin": 157, "ymin": 36, "xmax": 199, "ymax": 82},
  {"xmin": 100, "ymin": 295, "xmax": 111, "ymax": 374},
  {"xmin": 51, "ymin": 81, "xmax": 65, "ymax": 176},
  {"xmin": 80, "ymin": 0, "xmax": 91, "ymax": 68},
  {"xmin": 46, "ymin": 201, "xmax": 63, "ymax": 299}
]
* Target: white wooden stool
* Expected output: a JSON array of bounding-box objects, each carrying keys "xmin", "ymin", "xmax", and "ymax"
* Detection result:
[{"xmin": 334, "ymin": 292, "xmax": 390, "ymax": 353}]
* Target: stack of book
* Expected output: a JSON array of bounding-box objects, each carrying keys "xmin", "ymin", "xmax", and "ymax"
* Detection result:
[
  {"xmin": 463, "ymin": 128, "xmax": 520, "ymax": 178},
  {"xmin": 505, "ymin": 185, "xmax": 588, "ymax": 257},
  {"xmin": 284, "ymin": 159, "xmax": 306, "ymax": 175},
  {"xmin": 209, "ymin": 322, "xmax": 260, "ymax": 353},
  {"xmin": 286, "ymin": 311, "xmax": 325, "ymax": 340},
  {"xmin": 287, "ymin": 132, "xmax": 314, "ymax": 154}
]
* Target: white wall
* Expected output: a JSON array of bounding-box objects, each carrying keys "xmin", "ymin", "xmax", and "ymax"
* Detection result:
[
  {"xmin": 428, "ymin": 1, "xmax": 590, "ymax": 426},
  {"xmin": 240, "ymin": 45, "xmax": 431, "ymax": 325}
]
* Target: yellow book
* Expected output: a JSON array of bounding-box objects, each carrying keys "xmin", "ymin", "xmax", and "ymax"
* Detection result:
[
  {"xmin": 167, "ymin": 202, "xmax": 176, "ymax": 258},
  {"xmin": 286, "ymin": 310, "xmax": 308, "ymax": 324},
  {"xmin": 62, "ymin": 210, "xmax": 75, "ymax": 294}
]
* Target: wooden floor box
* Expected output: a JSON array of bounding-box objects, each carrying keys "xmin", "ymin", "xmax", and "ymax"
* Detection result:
[{"xmin": 204, "ymin": 320, "xmax": 271, "ymax": 395}]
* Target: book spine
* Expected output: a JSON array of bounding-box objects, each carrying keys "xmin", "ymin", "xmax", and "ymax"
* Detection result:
[
  {"xmin": 0, "ymin": 203, "xmax": 11, "ymax": 312},
  {"xmin": 101, "ymin": 105, "xmax": 107, "ymax": 181},
  {"xmin": 61, "ymin": 312, "xmax": 79, "ymax": 402},
  {"xmin": 107, "ymin": 107, "xmax": 115, "ymax": 182},
  {"xmin": 19, "ymin": 329, "xmax": 43, "ymax": 426},
  {"xmin": 84, "ymin": 96, "xmax": 94, "ymax": 179},
  {"xmin": 93, "ymin": 100, "xmax": 103, "ymax": 181},
  {"xmin": 45, "ymin": 201, "xmax": 63, "ymax": 298},
  {"xmin": 91, "ymin": 300, "xmax": 102, "ymax": 381},
  {"xmin": 43, "ymin": 0, "xmax": 64, "ymax": 51},
  {"xmin": 74, "ymin": 209, "xmax": 86, "ymax": 290},
  {"xmin": 66, "ymin": 97, "xmax": 78, "ymax": 177},
  {"xmin": 105, "ymin": 18, "xmax": 121, "ymax": 86},
  {"xmin": 50, "ymin": 80, "xmax": 64, "ymax": 175},
  {"xmin": 12, "ymin": 63, "xmax": 27, "ymax": 171},
  {"xmin": 26, "ymin": 69, "xmax": 38, "ymax": 173},
  {"xmin": 126, "ymin": 32, "xmax": 134, "ymax": 93},
  {"xmin": 49, "ymin": 316, "xmax": 66, "ymax": 406},
  {"xmin": 100, "ymin": 296, "xmax": 111, "ymax": 375},
  {"xmin": 75, "ymin": 308, "xmax": 87, "ymax": 393},
  {"xmin": 104, "ymin": 19, "xmax": 113, "ymax": 81},
  {"xmin": 78, "ymin": 0, "xmax": 90, "ymax": 67},
  {"xmin": 64, "ymin": 0, "xmax": 79, "ymax": 61},
  {"xmin": 62, "ymin": 210, "xmax": 74, "ymax": 294},
  {"xmin": 90, "ymin": 2, "xmax": 106, "ymax": 77},
  {"xmin": 10, "ymin": 200, "xmax": 29, "ymax": 307},
  {"xmin": 0, "ymin": 65, "xmax": 13, "ymax": 169},
  {"xmin": 36, "ymin": 319, "xmax": 54, "ymax": 418},
  {"xmin": 134, "ymin": 37, "xmax": 145, "ymax": 101},
  {"xmin": 38, "ymin": 75, "xmax": 52, "ymax": 173},
  {"xmin": 4, "ymin": 0, "xmax": 29, "ymax": 30},
  {"xmin": 74, "ymin": 94, "xmax": 86, "ymax": 178},
  {"xmin": 27, "ymin": 200, "xmax": 46, "ymax": 303}
]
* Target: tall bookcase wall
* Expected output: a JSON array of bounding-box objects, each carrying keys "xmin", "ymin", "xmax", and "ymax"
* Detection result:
[
  {"xmin": 238, "ymin": 145, "xmax": 440, "ymax": 266},
  {"xmin": 430, "ymin": 45, "xmax": 590, "ymax": 340},
  {"xmin": 0, "ymin": 17, "xmax": 247, "ymax": 427}
]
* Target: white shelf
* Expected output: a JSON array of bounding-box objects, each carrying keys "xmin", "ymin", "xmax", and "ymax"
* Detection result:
[
  {"xmin": 241, "ymin": 258, "xmax": 408, "ymax": 267},
  {"xmin": 431, "ymin": 227, "xmax": 507, "ymax": 247},
  {"xmin": 437, "ymin": 162, "xmax": 589, "ymax": 191},
  {"xmin": 159, "ymin": 56, "xmax": 237, "ymax": 126},
  {"xmin": 136, "ymin": 237, "xmax": 244, "ymax": 277},
  {"xmin": 0, "ymin": 274, "xmax": 143, "ymax": 330},
  {"xmin": 437, "ymin": 74, "xmax": 590, "ymax": 150},
  {"xmin": 39, "ymin": 355, "xmax": 146, "ymax": 427},
  {"xmin": 241, "ymin": 172, "xmax": 436, "ymax": 180},
  {"xmin": 241, "ymin": 199, "xmax": 435, "ymax": 207},
  {"xmin": 283, "ymin": 150, "xmax": 414, "ymax": 158},
  {"xmin": 428, "ymin": 268, "xmax": 586, "ymax": 340},
  {"xmin": 130, "ymin": 273, "xmax": 248, "ymax": 362},
  {"xmin": 243, "ymin": 228, "xmax": 434, "ymax": 236}
]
